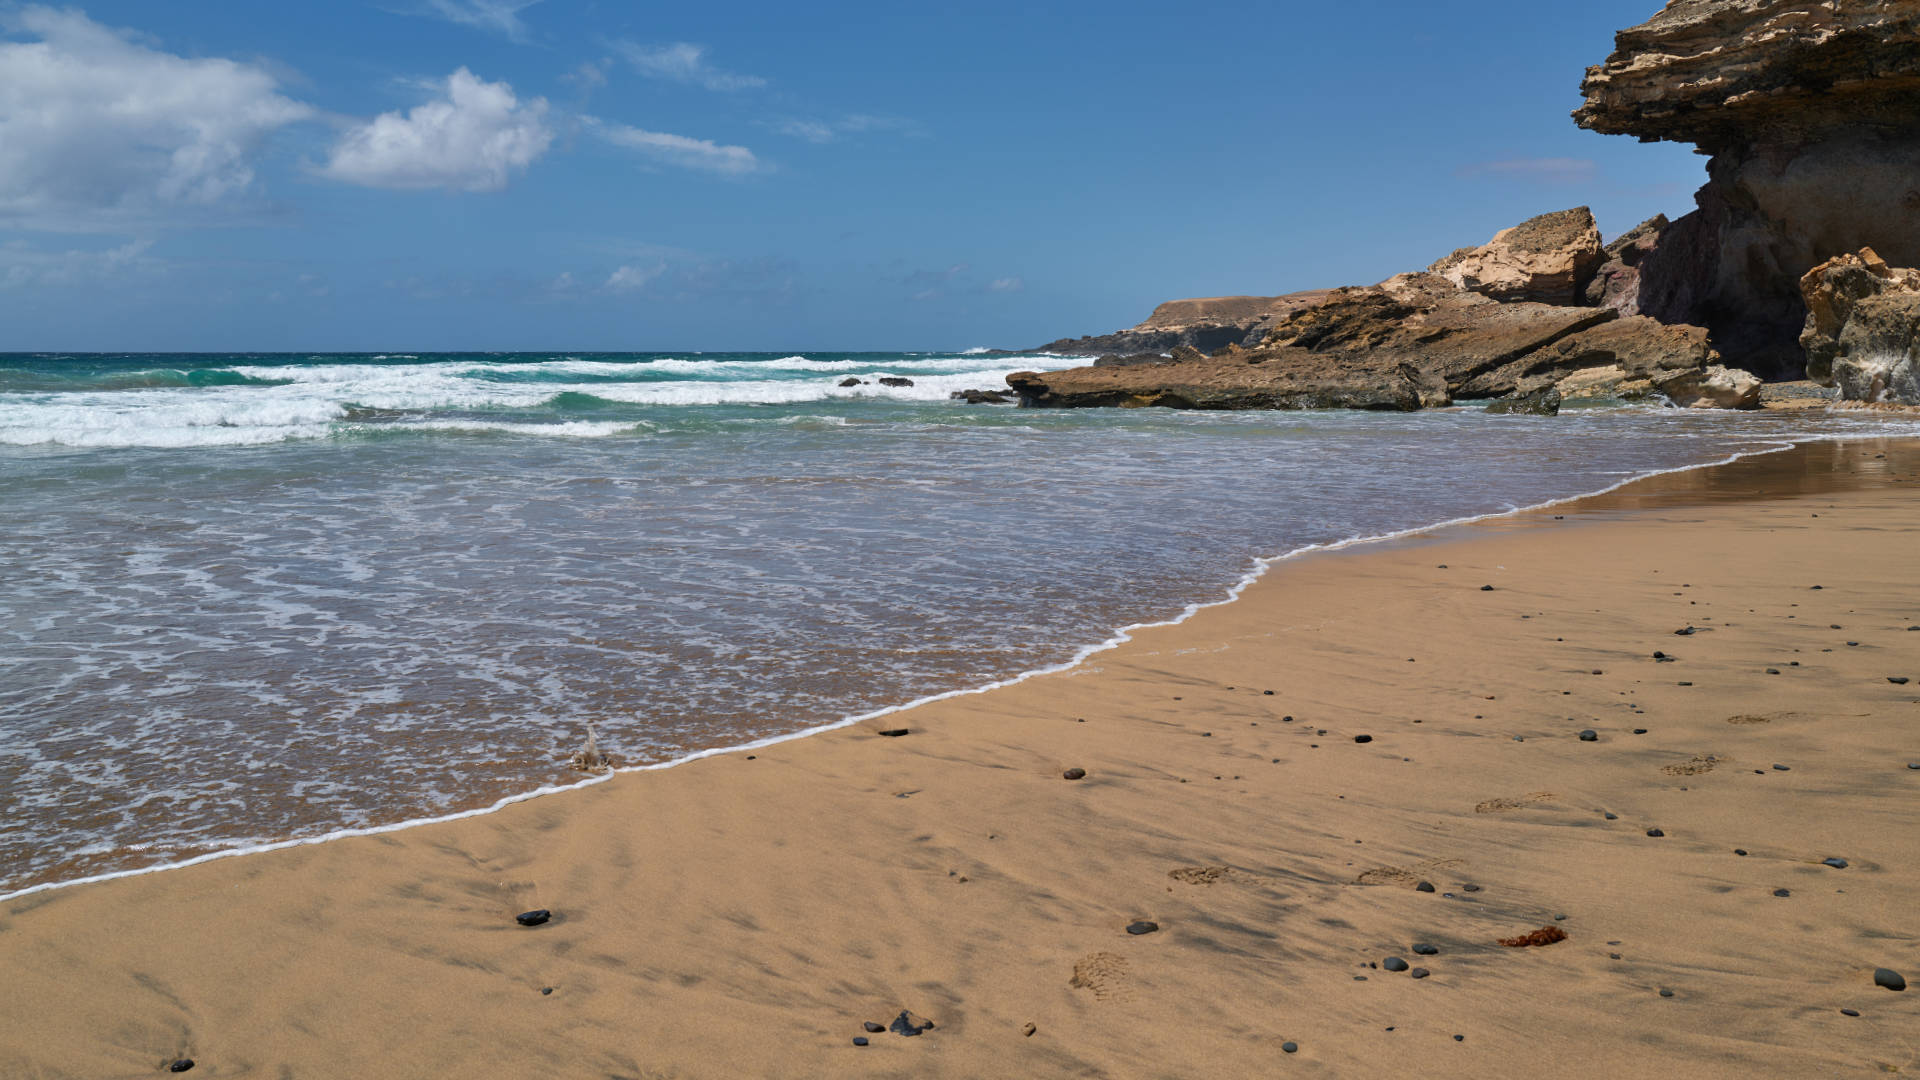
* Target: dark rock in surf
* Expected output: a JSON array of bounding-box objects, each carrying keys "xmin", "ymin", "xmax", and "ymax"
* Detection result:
[{"xmin": 878, "ymin": 376, "xmax": 915, "ymax": 388}]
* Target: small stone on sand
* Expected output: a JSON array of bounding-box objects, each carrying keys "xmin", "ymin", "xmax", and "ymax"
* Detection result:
[
  {"xmin": 853, "ymin": 1037, "xmax": 869, "ymax": 1046},
  {"xmin": 1578, "ymin": 730, "xmax": 1597, "ymax": 741},
  {"xmin": 1413, "ymin": 943, "xmax": 1439, "ymax": 955},
  {"xmin": 169, "ymin": 1061, "xmax": 194, "ymax": 1074},
  {"xmin": 1481, "ymin": 585, "xmax": 1495, "ymax": 591},
  {"xmin": 1383, "ymin": 957, "xmax": 1410, "ymax": 972},
  {"xmin": 1462, "ymin": 884, "xmax": 1481, "ymax": 892},
  {"xmin": 878, "ymin": 728, "xmax": 909, "ymax": 737},
  {"xmin": 1774, "ymin": 889, "xmax": 1790, "ymax": 897},
  {"xmin": 1660, "ymin": 988, "xmax": 1674, "ymax": 998},
  {"xmin": 1889, "ymin": 676, "xmax": 1910, "ymax": 685},
  {"xmin": 864, "ymin": 1021, "xmax": 884, "ymax": 1033},
  {"xmin": 1415, "ymin": 881, "xmax": 1436, "ymax": 893},
  {"xmin": 1062, "ymin": 768, "xmax": 1086, "ymax": 780},
  {"xmin": 1874, "ymin": 968, "xmax": 1906, "ymax": 992},
  {"xmin": 1410, "ymin": 967, "xmax": 1430, "ymax": 979},
  {"xmin": 1353, "ymin": 735, "xmax": 1373, "ymax": 744},
  {"xmin": 1774, "ymin": 764, "xmax": 1791, "ymax": 771},
  {"xmin": 1822, "ymin": 857, "xmax": 1848, "ymax": 869},
  {"xmin": 541, "ymin": 987, "xmax": 553, "ymax": 995},
  {"xmin": 1281, "ymin": 1041, "xmax": 1299, "ymax": 1054},
  {"xmin": 1023, "ymin": 1022, "xmax": 1037, "ymax": 1037},
  {"xmin": 1646, "ymin": 828, "xmax": 1664, "ymax": 837},
  {"xmin": 1126, "ymin": 920, "xmax": 1159, "ymax": 936},
  {"xmin": 1841, "ymin": 1008, "xmax": 1860, "ymax": 1017},
  {"xmin": 890, "ymin": 1010, "xmax": 935, "ymax": 1036},
  {"xmin": 515, "ymin": 909, "xmax": 551, "ymax": 927}
]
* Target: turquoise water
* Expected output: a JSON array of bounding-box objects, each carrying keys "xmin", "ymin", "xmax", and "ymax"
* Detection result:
[{"xmin": 2, "ymin": 351, "xmax": 1914, "ymax": 897}]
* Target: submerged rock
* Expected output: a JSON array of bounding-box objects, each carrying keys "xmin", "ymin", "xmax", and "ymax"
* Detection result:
[{"xmin": 1485, "ymin": 388, "xmax": 1561, "ymax": 416}]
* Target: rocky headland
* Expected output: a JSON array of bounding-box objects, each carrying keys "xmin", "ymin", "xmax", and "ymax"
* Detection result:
[{"xmin": 1011, "ymin": 0, "xmax": 1920, "ymax": 411}]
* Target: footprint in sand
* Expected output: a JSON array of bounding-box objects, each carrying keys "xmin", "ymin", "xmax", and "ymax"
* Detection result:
[
  {"xmin": 1660, "ymin": 754, "xmax": 1722, "ymax": 776},
  {"xmin": 1070, "ymin": 952, "xmax": 1131, "ymax": 1002},
  {"xmin": 1725, "ymin": 714, "xmax": 1773, "ymax": 725},
  {"xmin": 1354, "ymin": 857, "xmax": 1464, "ymax": 888},
  {"xmin": 1168, "ymin": 866, "xmax": 1231, "ymax": 886},
  {"xmin": 1474, "ymin": 792, "xmax": 1557, "ymax": 814}
]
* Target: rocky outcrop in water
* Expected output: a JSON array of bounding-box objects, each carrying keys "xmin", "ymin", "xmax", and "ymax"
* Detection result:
[
  {"xmin": 1799, "ymin": 247, "xmax": 1920, "ymax": 403},
  {"xmin": 1575, "ymin": 0, "xmax": 1920, "ymax": 379},
  {"xmin": 1032, "ymin": 291, "xmax": 1334, "ymax": 356},
  {"xmin": 1429, "ymin": 207, "xmax": 1604, "ymax": 306}
]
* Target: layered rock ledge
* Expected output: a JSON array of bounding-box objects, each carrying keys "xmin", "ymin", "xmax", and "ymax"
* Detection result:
[{"xmin": 1574, "ymin": 0, "xmax": 1920, "ymax": 379}]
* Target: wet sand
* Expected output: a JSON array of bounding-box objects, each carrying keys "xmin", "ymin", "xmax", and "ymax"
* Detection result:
[{"xmin": 4, "ymin": 438, "xmax": 1919, "ymax": 1078}]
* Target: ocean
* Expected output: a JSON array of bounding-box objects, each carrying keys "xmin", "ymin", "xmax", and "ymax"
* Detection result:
[{"xmin": 1, "ymin": 350, "xmax": 1913, "ymax": 899}]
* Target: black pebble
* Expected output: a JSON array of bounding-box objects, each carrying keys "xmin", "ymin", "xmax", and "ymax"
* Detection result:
[
  {"xmin": 1126, "ymin": 920, "xmax": 1159, "ymax": 936},
  {"xmin": 516, "ymin": 909, "xmax": 551, "ymax": 927},
  {"xmin": 853, "ymin": 1037, "xmax": 869, "ymax": 1046},
  {"xmin": 1660, "ymin": 988, "xmax": 1675, "ymax": 998},
  {"xmin": 1578, "ymin": 730, "xmax": 1597, "ymax": 742},
  {"xmin": 1410, "ymin": 967, "xmax": 1430, "ymax": 979},
  {"xmin": 169, "ymin": 1062, "xmax": 195, "ymax": 1074},
  {"xmin": 1774, "ymin": 764, "xmax": 1791, "ymax": 772},
  {"xmin": 1415, "ymin": 881, "xmax": 1436, "ymax": 893},
  {"xmin": 541, "ymin": 986, "xmax": 553, "ymax": 995},
  {"xmin": 890, "ymin": 1011, "xmax": 935, "ymax": 1036},
  {"xmin": 1453, "ymin": 1034, "xmax": 1464, "ymax": 1042},
  {"xmin": 1384, "ymin": 957, "xmax": 1410, "ymax": 972},
  {"xmin": 1281, "ymin": 1041, "xmax": 1299, "ymax": 1054},
  {"xmin": 1823, "ymin": 857, "xmax": 1848, "ymax": 869},
  {"xmin": 1889, "ymin": 677, "xmax": 1911, "ymax": 685},
  {"xmin": 864, "ymin": 1021, "xmax": 884, "ymax": 1033},
  {"xmin": 1462, "ymin": 884, "xmax": 1481, "ymax": 892},
  {"xmin": 1766, "ymin": 668, "xmax": 1781, "ymax": 675},
  {"xmin": 1264, "ymin": 689, "xmax": 1275, "ymax": 695},
  {"xmin": 1413, "ymin": 943, "xmax": 1439, "ymax": 955},
  {"xmin": 1908, "ymin": 763, "xmax": 1920, "ymax": 770},
  {"xmin": 1062, "ymin": 768, "xmax": 1086, "ymax": 780},
  {"xmin": 1735, "ymin": 848, "xmax": 1748, "ymax": 855},
  {"xmin": 1841, "ymin": 1008, "xmax": 1860, "ymax": 1017},
  {"xmin": 1481, "ymin": 585, "xmax": 1495, "ymax": 591},
  {"xmin": 1874, "ymin": 968, "xmax": 1906, "ymax": 992},
  {"xmin": 1774, "ymin": 888, "xmax": 1791, "ymax": 897},
  {"xmin": 1652, "ymin": 651, "xmax": 1667, "ymax": 659},
  {"xmin": 1646, "ymin": 828, "xmax": 1665, "ymax": 837},
  {"xmin": 878, "ymin": 728, "xmax": 910, "ymax": 737},
  {"xmin": 1604, "ymin": 812, "xmax": 1618, "ymax": 820},
  {"xmin": 1353, "ymin": 735, "xmax": 1373, "ymax": 744}
]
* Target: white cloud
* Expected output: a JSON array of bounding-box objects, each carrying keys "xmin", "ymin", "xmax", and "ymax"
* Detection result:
[
  {"xmin": 774, "ymin": 114, "xmax": 916, "ymax": 144},
  {"xmin": 415, "ymin": 0, "xmax": 542, "ymax": 42},
  {"xmin": 320, "ymin": 68, "xmax": 551, "ymax": 192},
  {"xmin": 612, "ymin": 41, "xmax": 765, "ymax": 91},
  {"xmin": 988, "ymin": 276, "xmax": 1024, "ymax": 293},
  {"xmin": 586, "ymin": 118, "xmax": 758, "ymax": 176},
  {"xmin": 1458, "ymin": 157, "xmax": 1598, "ymax": 184},
  {"xmin": 0, "ymin": 237, "xmax": 155, "ymax": 289},
  {"xmin": 0, "ymin": 7, "xmax": 315, "ymax": 228},
  {"xmin": 603, "ymin": 263, "xmax": 663, "ymax": 292}
]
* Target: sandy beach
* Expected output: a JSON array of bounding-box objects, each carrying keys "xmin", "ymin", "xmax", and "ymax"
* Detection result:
[{"xmin": 5, "ymin": 436, "xmax": 1919, "ymax": 1079}]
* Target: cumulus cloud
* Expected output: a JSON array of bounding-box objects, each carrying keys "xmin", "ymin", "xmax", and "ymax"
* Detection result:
[
  {"xmin": 612, "ymin": 41, "xmax": 765, "ymax": 91},
  {"xmin": 586, "ymin": 118, "xmax": 758, "ymax": 175},
  {"xmin": 1457, "ymin": 157, "xmax": 1598, "ymax": 184},
  {"xmin": 0, "ymin": 7, "xmax": 315, "ymax": 228},
  {"xmin": 320, "ymin": 68, "xmax": 551, "ymax": 192},
  {"xmin": 415, "ymin": 0, "xmax": 542, "ymax": 41}
]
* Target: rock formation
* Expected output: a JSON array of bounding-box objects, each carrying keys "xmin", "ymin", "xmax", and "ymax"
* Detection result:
[
  {"xmin": 1575, "ymin": 0, "xmax": 1920, "ymax": 379},
  {"xmin": 1799, "ymin": 247, "xmax": 1920, "ymax": 403},
  {"xmin": 1429, "ymin": 207, "xmax": 1605, "ymax": 306},
  {"xmin": 1031, "ymin": 291, "xmax": 1333, "ymax": 356},
  {"xmin": 1582, "ymin": 215, "xmax": 1667, "ymax": 315}
]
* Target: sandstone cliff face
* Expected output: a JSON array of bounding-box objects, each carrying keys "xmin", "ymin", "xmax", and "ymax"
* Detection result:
[
  {"xmin": 1428, "ymin": 207, "xmax": 1604, "ymax": 306},
  {"xmin": 1799, "ymin": 247, "xmax": 1920, "ymax": 402},
  {"xmin": 1575, "ymin": 0, "xmax": 1920, "ymax": 379},
  {"xmin": 1032, "ymin": 291, "xmax": 1333, "ymax": 356}
]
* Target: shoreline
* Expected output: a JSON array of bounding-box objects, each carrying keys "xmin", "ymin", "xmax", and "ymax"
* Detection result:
[
  {"xmin": 5, "ymin": 434, "xmax": 1919, "ymax": 1077},
  {"xmin": 0, "ymin": 427, "xmax": 1860, "ymax": 908}
]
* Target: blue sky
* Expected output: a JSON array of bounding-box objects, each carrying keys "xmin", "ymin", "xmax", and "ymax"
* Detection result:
[{"xmin": 0, "ymin": 1, "xmax": 1702, "ymax": 351}]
